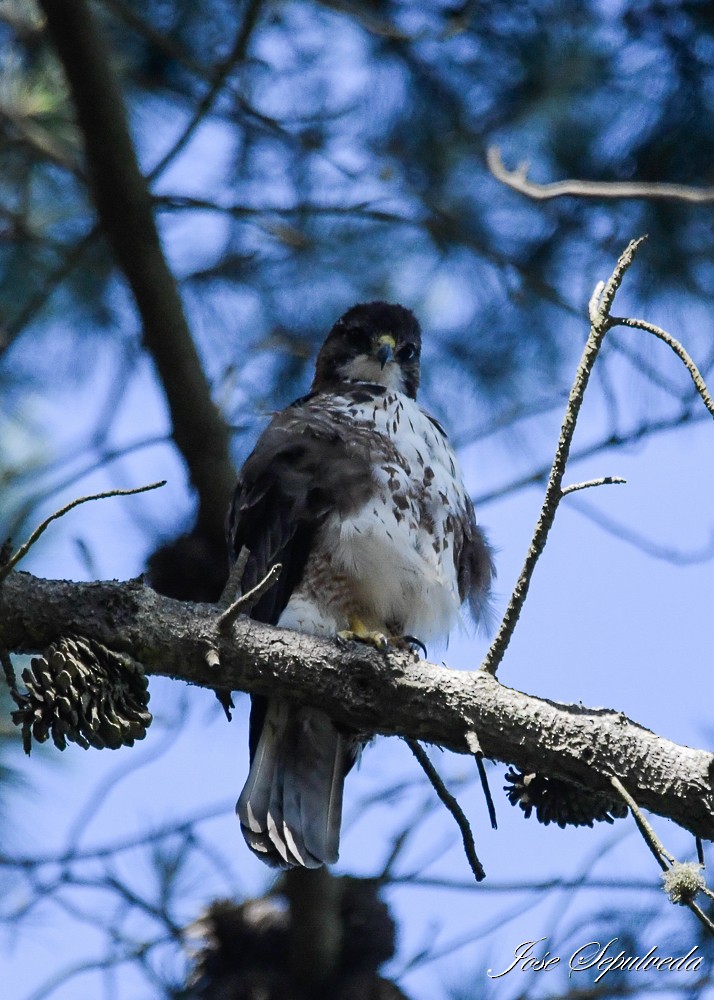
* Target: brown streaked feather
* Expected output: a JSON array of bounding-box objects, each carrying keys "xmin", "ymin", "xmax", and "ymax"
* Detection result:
[{"xmin": 227, "ymin": 395, "xmax": 375, "ymax": 626}]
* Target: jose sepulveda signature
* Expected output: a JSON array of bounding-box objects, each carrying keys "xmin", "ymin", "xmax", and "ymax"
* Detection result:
[{"xmin": 488, "ymin": 937, "xmax": 702, "ymax": 985}]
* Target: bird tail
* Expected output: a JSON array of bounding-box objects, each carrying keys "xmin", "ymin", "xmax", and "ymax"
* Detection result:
[{"xmin": 236, "ymin": 699, "xmax": 350, "ymax": 868}]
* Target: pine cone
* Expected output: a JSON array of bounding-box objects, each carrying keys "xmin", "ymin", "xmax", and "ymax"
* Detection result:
[
  {"xmin": 504, "ymin": 768, "xmax": 627, "ymax": 828},
  {"xmin": 11, "ymin": 636, "xmax": 151, "ymax": 753}
]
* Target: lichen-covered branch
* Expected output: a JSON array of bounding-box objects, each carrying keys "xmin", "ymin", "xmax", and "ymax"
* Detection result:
[{"xmin": 1, "ymin": 570, "xmax": 713, "ymax": 842}]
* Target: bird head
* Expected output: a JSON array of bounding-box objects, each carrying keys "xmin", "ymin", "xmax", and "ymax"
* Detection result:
[{"xmin": 312, "ymin": 301, "xmax": 422, "ymax": 399}]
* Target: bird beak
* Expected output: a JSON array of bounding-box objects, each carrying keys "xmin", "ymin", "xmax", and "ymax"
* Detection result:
[{"xmin": 375, "ymin": 334, "xmax": 396, "ymax": 369}]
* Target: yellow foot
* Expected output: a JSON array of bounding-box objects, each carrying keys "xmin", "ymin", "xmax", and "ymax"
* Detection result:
[
  {"xmin": 335, "ymin": 618, "xmax": 426, "ymax": 657},
  {"xmin": 336, "ymin": 626, "xmax": 390, "ymax": 652},
  {"xmin": 336, "ymin": 616, "xmax": 390, "ymax": 651}
]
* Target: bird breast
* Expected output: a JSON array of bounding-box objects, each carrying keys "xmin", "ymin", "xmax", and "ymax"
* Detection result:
[{"xmin": 321, "ymin": 388, "xmax": 468, "ymax": 642}]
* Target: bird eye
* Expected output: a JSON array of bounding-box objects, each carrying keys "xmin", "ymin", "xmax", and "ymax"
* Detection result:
[
  {"xmin": 397, "ymin": 343, "xmax": 417, "ymax": 363},
  {"xmin": 348, "ymin": 327, "xmax": 372, "ymax": 352}
]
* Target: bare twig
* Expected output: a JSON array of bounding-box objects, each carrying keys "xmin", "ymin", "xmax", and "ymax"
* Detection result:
[
  {"xmin": 611, "ymin": 315, "xmax": 714, "ymax": 419},
  {"xmin": 480, "ymin": 237, "xmax": 646, "ymax": 676},
  {"xmin": 388, "ymin": 874, "xmax": 657, "ymax": 892},
  {"xmin": 610, "ymin": 775, "xmax": 673, "ymax": 871},
  {"xmin": 464, "ymin": 729, "xmax": 497, "ymax": 828},
  {"xmin": 487, "ymin": 146, "xmax": 714, "ymax": 203},
  {"xmin": 217, "ymin": 563, "xmax": 282, "ymax": 633},
  {"xmin": 377, "ymin": 800, "xmax": 433, "ymax": 878},
  {"xmin": 218, "ymin": 545, "xmax": 250, "ymax": 610},
  {"xmin": 561, "ymin": 476, "xmax": 626, "ymax": 496},
  {"xmin": 610, "ymin": 776, "xmax": 714, "ymax": 937},
  {"xmin": 405, "ymin": 738, "xmax": 485, "ymax": 882},
  {"xmin": 2, "ymin": 229, "xmax": 98, "ymax": 353},
  {"xmin": 569, "ymin": 497, "xmax": 714, "ymax": 565},
  {"xmin": 0, "ymin": 481, "xmax": 166, "ymax": 584},
  {"xmin": 474, "ymin": 407, "xmax": 707, "ymax": 508},
  {"xmin": 475, "ymin": 756, "xmax": 497, "ymax": 830},
  {"xmin": 147, "ymin": 0, "xmax": 263, "ymax": 182}
]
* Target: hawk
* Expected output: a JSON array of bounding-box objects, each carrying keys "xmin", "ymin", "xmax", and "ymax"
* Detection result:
[{"xmin": 228, "ymin": 302, "xmax": 493, "ymax": 868}]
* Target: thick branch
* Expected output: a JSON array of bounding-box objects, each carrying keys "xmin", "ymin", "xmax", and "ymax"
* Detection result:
[
  {"xmin": 38, "ymin": 0, "xmax": 234, "ymax": 540},
  {"xmin": 2, "ymin": 570, "xmax": 713, "ymax": 841}
]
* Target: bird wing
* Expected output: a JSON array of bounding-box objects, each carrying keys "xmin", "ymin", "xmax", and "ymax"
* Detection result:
[
  {"xmin": 227, "ymin": 392, "xmax": 373, "ymax": 627},
  {"xmin": 228, "ymin": 393, "xmax": 370, "ymax": 867}
]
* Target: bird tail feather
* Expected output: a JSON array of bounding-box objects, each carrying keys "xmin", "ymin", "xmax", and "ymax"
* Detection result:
[{"xmin": 237, "ymin": 700, "xmax": 349, "ymax": 868}]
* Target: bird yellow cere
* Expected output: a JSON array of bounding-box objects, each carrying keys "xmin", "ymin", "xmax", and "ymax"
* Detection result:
[{"xmin": 227, "ymin": 301, "xmax": 493, "ymax": 868}]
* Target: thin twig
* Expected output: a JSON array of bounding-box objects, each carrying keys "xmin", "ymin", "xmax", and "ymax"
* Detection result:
[
  {"xmin": 569, "ymin": 496, "xmax": 714, "ymax": 565},
  {"xmin": 464, "ymin": 730, "xmax": 497, "ymax": 829},
  {"xmin": 610, "ymin": 775, "xmax": 673, "ymax": 871},
  {"xmin": 218, "ymin": 545, "xmax": 250, "ymax": 610},
  {"xmin": 487, "ymin": 146, "xmax": 714, "ymax": 203},
  {"xmin": 474, "ymin": 407, "xmax": 706, "ymax": 507},
  {"xmin": 689, "ymin": 901, "xmax": 714, "ymax": 935},
  {"xmin": 2, "ymin": 229, "xmax": 98, "ymax": 351},
  {"xmin": 378, "ymin": 800, "xmax": 433, "ymax": 879},
  {"xmin": 610, "ymin": 776, "xmax": 714, "ymax": 937},
  {"xmin": 475, "ymin": 756, "xmax": 497, "ymax": 831},
  {"xmin": 147, "ymin": 0, "xmax": 263, "ymax": 182},
  {"xmin": 405, "ymin": 738, "xmax": 485, "ymax": 882},
  {"xmin": 561, "ymin": 476, "xmax": 626, "ymax": 496},
  {"xmin": 611, "ymin": 315, "xmax": 714, "ymax": 419},
  {"xmin": 480, "ymin": 237, "xmax": 646, "ymax": 676},
  {"xmin": 0, "ymin": 481, "xmax": 166, "ymax": 584},
  {"xmin": 217, "ymin": 563, "xmax": 282, "ymax": 633}
]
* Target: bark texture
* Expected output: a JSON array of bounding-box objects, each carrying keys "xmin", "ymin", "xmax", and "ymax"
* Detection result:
[{"xmin": 2, "ymin": 570, "xmax": 713, "ymax": 841}]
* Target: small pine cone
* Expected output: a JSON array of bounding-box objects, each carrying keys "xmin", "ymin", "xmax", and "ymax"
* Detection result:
[
  {"xmin": 11, "ymin": 637, "xmax": 151, "ymax": 754},
  {"xmin": 504, "ymin": 768, "xmax": 628, "ymax": 828}
]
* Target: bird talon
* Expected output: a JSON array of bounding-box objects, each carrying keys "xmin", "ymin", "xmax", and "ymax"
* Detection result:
[
  {"xmin": 399, "ymin": 634, "xmax": 428, "ymax": 657},
  {"xmin": 337, "ymin": 627, "xmax": 390, "ymax": 652}
]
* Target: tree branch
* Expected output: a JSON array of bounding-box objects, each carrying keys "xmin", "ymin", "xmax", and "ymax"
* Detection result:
[
  {"xmin": 0, "ymin": 481, "xmax": 166, "ymax": 585},
  {"xmin": 38, "ymin": 0, "xmax": 235, "ymax": 541},
  {"xmin": 487, "ymin": 146, "xmax": 714, "ymax": 203},
  {"xmin": 2, "ymin": 570, "xmax": 713, "ymax": 842},
  {"xmin": 611, "ymin": 315, "xmax": 714, "ymax": 418},
  {"xmin": 480, "ymin": 237, "xmax": 646, "ymax": 676},
  {"xmin": 406, "ymin": 738, "xmax": 485, "ymax": 881},
  {"xmin": 611, "ymin": 776, "xmax": 714, "ymax": 937}
]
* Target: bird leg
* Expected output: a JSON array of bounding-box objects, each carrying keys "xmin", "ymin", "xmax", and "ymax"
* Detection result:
[
  {"xmin": 336, "ymin": 618, "xmax": 427, "ymax": 657},
  {"xmin": 336, "ymin": 616, "xmax": 390, "ymax": 652}
]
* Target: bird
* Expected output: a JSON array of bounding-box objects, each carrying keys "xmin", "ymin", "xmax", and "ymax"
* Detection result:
[{"xmin": 227, "ymin": 301, "xmax": 494, "ymax": 869}]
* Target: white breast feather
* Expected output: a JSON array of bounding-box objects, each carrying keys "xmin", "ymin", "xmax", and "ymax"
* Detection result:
[{"xmin": 279, "ymin": 387, "xmax": 471, "ymax": 644}]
